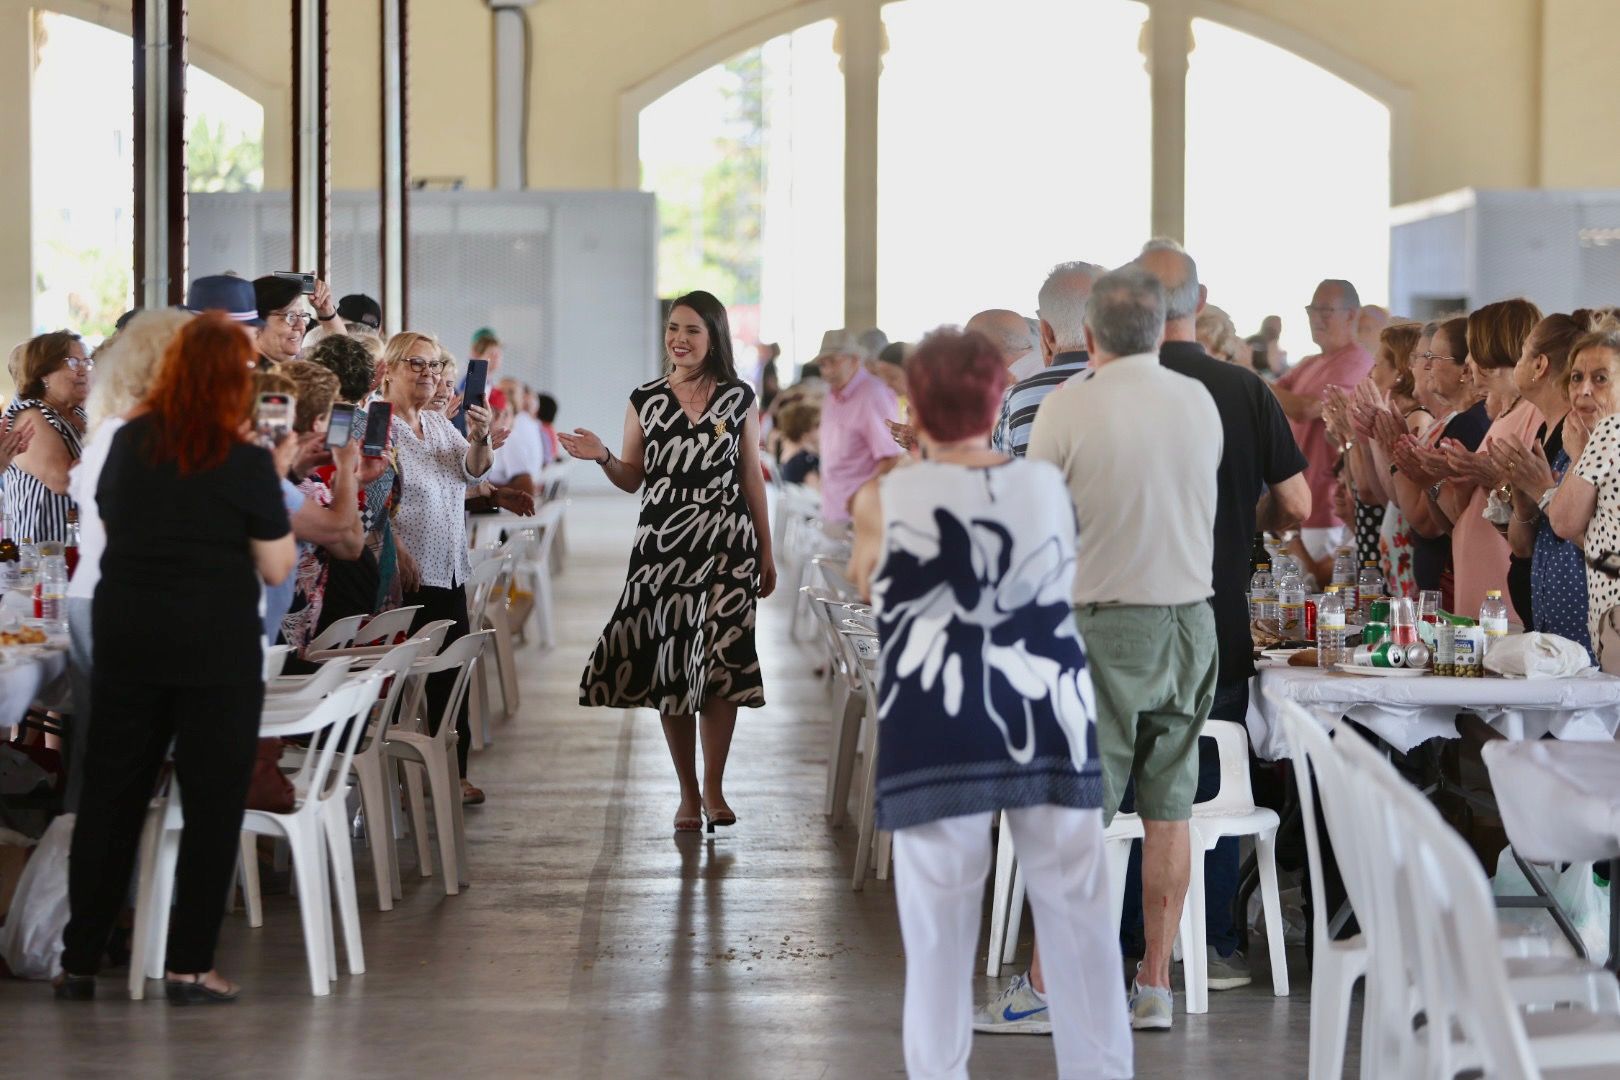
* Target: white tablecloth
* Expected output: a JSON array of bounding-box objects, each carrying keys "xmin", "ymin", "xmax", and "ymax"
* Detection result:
[
  {"xmin": 1246, "ymin": 664, "xmax": 1620, "ymax": 760},
  {"xmin": 0, "ymin": 647, "xmax": 70, "ymax": 734},
  {"xmin": 1481, "ymin": 740, "xmax": 1620, "ymax": 865}
]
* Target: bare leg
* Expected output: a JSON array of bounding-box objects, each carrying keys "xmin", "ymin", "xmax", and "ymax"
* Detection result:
[
  {"xmin": 1139, "ymin": 818, "xmax": 1192, "ymax": 989},
  {"xmin": 1029, "ymin": 939, "xmax": 1046, "ymax": 994},
  {"xmin": 660, "ymin": 713, "xmax": 702, "ymax": 825},
  {"xmin": 699, "ymin": 697, "xmax": 739, "ymax": 818}
]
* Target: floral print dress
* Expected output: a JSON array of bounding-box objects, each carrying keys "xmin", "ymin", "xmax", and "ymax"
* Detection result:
[{"xmin": 869, "ymin": 459, "xmax": 1102, "ymax": 831}]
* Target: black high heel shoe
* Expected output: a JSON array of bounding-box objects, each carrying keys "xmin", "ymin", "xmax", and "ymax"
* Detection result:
[
  {"xmin": 53, "ymin": 972, "xmax": 95, "ymax": 1001},
  {"xmin": 703, "ymin": 806, "xmax": 738, "ymax": 833},
  {"xmin": 165, "ymin": 974, "xmax": 240, "ymax": 1006}
]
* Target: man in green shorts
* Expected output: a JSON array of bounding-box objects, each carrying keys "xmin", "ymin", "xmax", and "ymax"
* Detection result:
[{"xmin": 1027, "ymin": 265, "xmax": 1222, "ymax": 1031}]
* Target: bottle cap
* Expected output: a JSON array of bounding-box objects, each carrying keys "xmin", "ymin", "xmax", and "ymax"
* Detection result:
[
  {"xmin": 1486, "ymin": 590, "xmax": 1502, "ymax": 599},
  {"xmin": 1364, "ymin": 560, "xmax": 1378, "ymax": 567}
]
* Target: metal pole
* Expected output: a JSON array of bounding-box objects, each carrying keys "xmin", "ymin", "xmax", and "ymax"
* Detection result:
[
  {"xmin": 292, "ymin": 0, "xmax": 328, "ymax": 277},
  {"xmin": 134, "ymin": 0, "xmax": 187, "ymax": 309},
  {"xmin": 381, "ymin": 0, "xmax": 407, "ymax": 332}
]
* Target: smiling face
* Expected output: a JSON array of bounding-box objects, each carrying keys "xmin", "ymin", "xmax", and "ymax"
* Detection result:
[
  {"xmin": 262, "ymin": 297, "xmax": 311, "ymax": 363},
  {"xmin": 1426, "ymin": 327, "xmax": 1472, "ymax": 404},
  {"xmin": 390, "ymin": 349, "xmax": 445, "ymax": 409},
  {"xmin": 665, "ymin": 305, "xmax": 711, "ymax": 377},
  {"xmin": 1569, "ymin": 346, "xmax": 1620, "ymax": 425},
  {"xmin": 42, "ymin": 338, "xmax": 91, "ymax": 406}
]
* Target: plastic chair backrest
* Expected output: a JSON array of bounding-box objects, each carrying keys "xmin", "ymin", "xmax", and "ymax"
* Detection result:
[
  {"xmin": 417, "ymin": 631, "xmax": 493, "ymax": 748},
  {"xmin": 813, "ymin": 556, "xmax": 859, "ymax": 603},
  {"xmin": 526, "ymin": 500, "xmax": 567, "ymax": 564},
  {"xmin": 837, "ymin": 628, "xmax": 881, "ymax": 719},
  {"xmin": 1194, "ymin": 719, "xmax": 1255, "ymax": 814},
  {"xmin": 263, "ymin": 644, "xmax": 292, "ymax": 679},
  {"xmin": 355, "ymin": 605, "xmax": 423, "ymax": 647},
  {"xmin": 466, "ymin": 553, "xmax": 508, "ymax": 624},
  {"xmin": 409, "ymin": 619, "xmax": 457, "ymax": 656},
  {"xmin": 355, "ymin": 638, "xmax": 426, "ymax": 751},
  {"xmin": 807, "ymin": 591, "xmax": 859, "ymax": 689},
  {"xmin": 260, "ymin": 675, "xmax": 382, "ymax": 806},
  {"xmin": 1268, "ymin": 698, "xmax": 1382, "ymax": 954},
  {"xmin": 269, "ymin": 656, "xmax": 357, "ymax": 707},
  {"xmin": 304, "ymin": 613, "xmax": 366, "ymax": 654}
]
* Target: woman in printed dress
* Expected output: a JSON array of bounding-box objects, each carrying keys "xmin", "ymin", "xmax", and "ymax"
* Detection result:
[{"xmin": 561, "ymin": 291, "xmax": 775, "ymax": 833}]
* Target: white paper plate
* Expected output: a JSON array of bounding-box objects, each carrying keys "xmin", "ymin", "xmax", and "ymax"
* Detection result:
[
  {"xmin": 1261, "ymin": 648, "xmax": 1305, "ymax": 661},
  {"xmin": 1334, "ymin": 663, "xmax": 1428, "ymax": 678}
]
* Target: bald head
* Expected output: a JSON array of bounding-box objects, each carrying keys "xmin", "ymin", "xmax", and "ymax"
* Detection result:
[{"xmin": 965, "ymin": 309, "xmax": 1037, "ymax": 370}]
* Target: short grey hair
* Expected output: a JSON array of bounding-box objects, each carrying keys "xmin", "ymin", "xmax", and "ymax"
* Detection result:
[
  {"xmin": 964, "ymin": 309, "xmax": 1037, "ymax": 362},
  {"xmin": 1084, "ymin": 266, "xmax": 1167, "ymax": 357},
  {"xmin": 1037, "ymin": 261, "xmax": 1105, "ymax": 351},
  {"xmin": 1137, "ymin": 238, "xmax": 1201, "ymax": 321},
  {"xmin": 1319, "ymin": 279, "xmax": 1362, "ymax": 309}
]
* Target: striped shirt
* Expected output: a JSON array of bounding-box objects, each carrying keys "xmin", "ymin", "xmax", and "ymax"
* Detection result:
[
  {"xmin": 3, "ymin": 398, "xmax": 85, "ymax": 543},
  {"xmin": 991, "ymin": 351, "xmax": 1089, "ymax": 457}
]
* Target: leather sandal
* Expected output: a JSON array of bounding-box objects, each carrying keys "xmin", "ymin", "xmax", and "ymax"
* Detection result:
[{"xmin": 166, "ymin": 973, "xmax": 240, "ymax": 1006}]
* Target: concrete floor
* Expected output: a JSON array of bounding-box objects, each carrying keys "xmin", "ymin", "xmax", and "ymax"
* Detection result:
[{"xmin": 1, "ymin": 494, "xmax": 1346, "ymax": 1079}]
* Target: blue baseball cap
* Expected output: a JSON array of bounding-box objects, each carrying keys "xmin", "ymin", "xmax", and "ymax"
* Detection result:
[{"xmin": 185, "ymin": 274, "xmax": 264, "ymax": 327}]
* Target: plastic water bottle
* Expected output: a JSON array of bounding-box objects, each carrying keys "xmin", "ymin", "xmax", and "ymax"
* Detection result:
[
  {"xmin": 1356, "ymin": 560, "xmax": 1385, "ymax": 621},
  {"xmin": 1480, "ymin": 589, "xmax": 1509, "ymax": 652},
  {"xmin": 36, "ymin": 556, "xmax": 66, "ymax": 632},
  {"xmin": 1276, "ymin": 561, "xmax": 1306, "ymax": 640},
  {"xmin": 1317, "ymin": 588, "xmax": 1348, "ymax": 668},
  {"xmin": 1332, "ymin": 548, "xmax": 1359, "ymax": 613},
  {"xmin": 1249, "ymin": 562, "xmax": 1275, "ymax": 623}
]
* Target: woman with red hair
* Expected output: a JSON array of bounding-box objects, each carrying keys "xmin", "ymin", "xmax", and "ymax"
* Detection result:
[
  {"xmin": 58, "ymin": 313, "xmax": 297, "ymax": 1005},
  {"xmin": 848, "ymin": 328, "xmax": 1130, "ymax": 1078}
]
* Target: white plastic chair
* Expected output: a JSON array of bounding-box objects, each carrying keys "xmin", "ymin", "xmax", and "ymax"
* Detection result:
[
  {"xmin": 266, "ymin": 655, "xmax": 357, "ymax": 702},
  {"xmin": 808, "ymin": 590, "xmax": 868, "ymax": 824},
  {"xmin": 128, "ymin": 676, "xmax": 381, "ymax": 999},
  {"xmin": 985, "ymin": 720, "xmax": 1286, "ymax": 1016},
  {"xmin": 303, "ymin": 613, "xmax": 366, "ymax": 655},
  {"xmin": 841, "ymin": 628, "xmax": 891, "ymax": 891},
  {"xmin": 353, "ymin": 604, "xmax": 423, "ymax": 647},
  {"xmin": 387, "ymin": 631, "xmax": 491, "ymax": 896},
  {"xmin": 263, "ymin": 644, "xmax": 293, "ymax": 678},
  {"xmin": 464, "ymin": 553, "xmax": 512, "ymax": 741}
]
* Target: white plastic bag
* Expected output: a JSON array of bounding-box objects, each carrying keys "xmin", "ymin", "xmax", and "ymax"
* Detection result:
[
  {"xmin": 1493, "ymin": 845, "xmax": 1611, "ymax": 960},
  {"xmin": 0, "ymin": 813, "xmax": 73, "ymax": 979}
]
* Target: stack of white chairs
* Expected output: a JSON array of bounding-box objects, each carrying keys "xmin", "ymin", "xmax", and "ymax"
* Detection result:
[
  {"xmin": 128, "ymin": 672, "xmax": 385, "ymax": 998},
  {"xmin": 838, "ymin": 625, "xmax": 890, "ymax": 891},
  {"xmin": 1270, "ymin": 694, "xmax": 1620, "ymax": 1078},
  {"xmin": 464, "ymin": 551, "xmax": 514, "ymax": 744},
  {"xmin": 983, "ymin": 718, "xmax": 1290, "ymax": 1014}
]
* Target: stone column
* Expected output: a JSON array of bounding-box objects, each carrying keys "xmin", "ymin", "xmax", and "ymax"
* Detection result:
[
  {"xmin": 1144, "ymin": 0, "xmax": 1192, "ymax": 243},
  {"xmin": 836, "ymin": 2, "xmax": 883, "ymax": 334},
  {"xmin": 0, "ymin": 5, "xmax": 31, "ymax": 369}
]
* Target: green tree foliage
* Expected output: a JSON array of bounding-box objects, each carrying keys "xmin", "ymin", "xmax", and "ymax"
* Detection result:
[
  {"xmin": 652, "ymin": 50, "xmax": 766, "ymax": 306},
  {"xmin": 187, "ymin": 116, "xmax": 264, "ymax": 193}
]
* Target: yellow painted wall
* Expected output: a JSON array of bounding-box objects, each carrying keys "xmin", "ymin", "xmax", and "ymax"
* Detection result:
[{"xmin": 1539, "ymin": 0, "xmax": 1620, "ymax": 187}]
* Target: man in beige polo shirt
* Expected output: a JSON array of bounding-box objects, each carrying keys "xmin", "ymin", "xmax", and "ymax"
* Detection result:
[{"xmin": 1027, "ymin": 265, "xmax": 1222, "ymax": 1031}]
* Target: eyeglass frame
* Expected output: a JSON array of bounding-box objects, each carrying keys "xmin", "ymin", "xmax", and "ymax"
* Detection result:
[
  {"xmin": 1304, "ymin": 305, "xmax": 1355, "ymax": 318},
  {"xmin": 1420, "ymin": 351, "xmax": 1459, "ymax": 364},
  {"xmin": 63, "ymin": 357, "xmax": 94, "ymax": 372},
  {"xmin": 397, "ymin": 355, "xmax": 447, "ymax": 374},
  {"xmin": 268, "ymin": 309, "xmax": 313, "ymax": 328}
]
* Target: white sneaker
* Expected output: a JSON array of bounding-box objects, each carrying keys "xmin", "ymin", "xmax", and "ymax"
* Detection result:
[
  {"xmin": 1129, "ymin": 969, "xmax": 1174, "ymax": 1031},
  {"xmin": 971, "ymin": 972, "xmax": 1052, "ymax": 1035}
]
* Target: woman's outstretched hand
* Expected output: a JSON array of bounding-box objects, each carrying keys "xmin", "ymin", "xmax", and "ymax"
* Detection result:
[{"xmin": 558, "ymin": 428, "xmax": 607, "ymax": 464}]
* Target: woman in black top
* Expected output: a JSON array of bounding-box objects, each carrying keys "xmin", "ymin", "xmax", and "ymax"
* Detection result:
[{"xmin": 58, "ymin": 314, "xmax": 297, "ymax": 1005}]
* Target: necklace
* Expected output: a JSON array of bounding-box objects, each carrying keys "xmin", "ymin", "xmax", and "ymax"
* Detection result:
[{"xmin": 670, "ymin": 374, "xmax": 726, "ymax": 436}]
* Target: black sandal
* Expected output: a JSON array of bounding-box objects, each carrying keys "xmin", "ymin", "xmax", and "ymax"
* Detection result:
[
  {"xmin": 53, "ymin": 972, "xmax": 95, "ymax": 1001},
  {"xmin": 165, "ymin": 973, "xmax": 240, "ymax": 1006}
]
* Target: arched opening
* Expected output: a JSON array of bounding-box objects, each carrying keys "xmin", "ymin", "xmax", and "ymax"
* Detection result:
[
  {"xmin": 29, "ymin": 10, "xmax": 266, "ymax": 340},
  {"xmin": 1184, "ymin": 15, "xmax": 1391, "ymax": 366},
  {"xmin": 638, "ymin": 19, "xmax": 844, "ymax": 380},
  {"xmin": 876, "ymin": 0, "xmax": 1153, "ymax": 339}
]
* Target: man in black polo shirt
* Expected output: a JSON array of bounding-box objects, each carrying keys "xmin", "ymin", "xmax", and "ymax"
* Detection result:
[{"xmin": 1125, "ymin": 240, "xmax": 1311, "ymax": 988}]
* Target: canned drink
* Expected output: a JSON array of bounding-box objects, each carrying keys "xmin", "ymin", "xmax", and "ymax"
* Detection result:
[
  {"xmin": 1350, "ymin": 643, "xmax": 1406, "ymax": 668},
  {"xmin": 1304, "ymin": 598, "xmax": 1317, "ymax": 642},
  {"xmin": 1401, "ymin": 642, "xmax": 1432, "ymax": 669},
  {"xmin": 1363, "ymin": 621, "xmax": 1389, "ymax": 647},
  {"xmin": 1368, "ymin": 598, "xmax": 1391, "ymax": 625}
]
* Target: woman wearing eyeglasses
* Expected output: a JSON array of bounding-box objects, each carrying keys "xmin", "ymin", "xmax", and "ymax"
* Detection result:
[
  {"xmin": 4, "ymin": 331, "xmax": 91, "ymax": 543},
  {"xmin": 382, "ymin": 331, "xmax": 494, "ymax": 805},
  {"xmin": 252, "ymin": 275, "xmax": 347, "ymax": 369}
]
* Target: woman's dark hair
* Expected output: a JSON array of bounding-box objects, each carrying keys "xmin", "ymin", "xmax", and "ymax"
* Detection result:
[
  {"xmin": 1526, "ymin": 312, "xmax": 1589, "ymax": 387},
  {"xmin": 252, "ymin": 275, "xmax": 304, "ymax": 320},
  {"xmin": 306, "ymin": 333, "xmax": 378, "ymax": 403},
  {"xmin": 1437, "ymin": 316, "xmax": 1471, "ymax": 366},
  {"xmin": 17, "ymin": 330, "xmax": 82, "ymax": 399},
  {"xmin": 668, "ymin": 290, "xmax": 737, "ymax": 382},
  {"xmin": 1467, "ymin": 298, "xmax": 1543, "ymax": 370},
  {"xmin": 537, "ymin": 392, "xmax": 558, "ymax": 424}
]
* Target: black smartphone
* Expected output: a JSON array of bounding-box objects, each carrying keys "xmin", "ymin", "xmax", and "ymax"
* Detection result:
[
  {"xmin": 255, "ymin": 392, "xmax": 295, "ymax": 450},
  {"xmin": 273, "ymin": 271, "xmax": 317, "ymax": 294},
  {"xmin": 1588, "ymin": 550, "xmax": 1620, "ymax": 579},
  {"xmin": 463, "ymin": 358, "xmax": 489, "ymax": 412},
  {"xmin": 362, "ymin": 400, "xmax": 393, "ymax": 457},
  {"xmin": 325, "ymin": 403, "xmax": 358, "ymax": 449}
]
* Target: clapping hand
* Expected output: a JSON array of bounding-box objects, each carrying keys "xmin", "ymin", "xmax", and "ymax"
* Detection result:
[
  {"xmin": 1392, "ymin": 434, "xmax": 1451, "ymax": 487},
  {"xmin": 1371, "ymin": 406, "xmax": 1407, "ymax": 452},
  {"xmin": 1322, "ymin": 386, "xmax": 1354, "ymax": 445},
  {"xmin": 557, "ymin": 428, "xmax": 607, "ymax": 464},
  {"xmin": 494, "ymin": 487, "xmax": 536, "ymax": 516},
  {"xmin": 1489, "ymin": 434, "xmax": 1556, "ymax": 495},
  {"xmin": 1441, "ymin": 438, "xmax": 1505, "ymax": 489}
]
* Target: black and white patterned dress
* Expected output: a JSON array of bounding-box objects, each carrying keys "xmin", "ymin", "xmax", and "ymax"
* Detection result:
[
  {"xmin": 580, "ymin": 376, "xmax": 765, "ymax": 714},
  {"xmin": 3, "ymin": 398, "xmax": 84, "ymax": 543}
]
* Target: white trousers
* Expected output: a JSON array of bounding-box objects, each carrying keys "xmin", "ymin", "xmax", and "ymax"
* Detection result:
[{"xmin": 892, "ymin": 805, "xmax": 1133, "ymax": 1080}]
